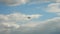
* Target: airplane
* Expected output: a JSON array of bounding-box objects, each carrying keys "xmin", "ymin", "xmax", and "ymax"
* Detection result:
[{"xmin": 27, "ymin": 17, "xmax": 31, "ymax": 19}]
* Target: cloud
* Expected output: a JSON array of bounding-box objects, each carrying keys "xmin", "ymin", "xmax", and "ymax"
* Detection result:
[
  {"xmin": 2, "ymin": 23, "xmax": 20, "ymax": 29},
  {"xmin": 51, "ymin": 0, "xmax": 60, "ymax": 3},
  {"xmin": 1, "ymin": 0, "xmax": 60, "ymax": 6},
  {"xmin": 14, "ymin": 17, "xmax": 60, "ymax": 34},
  {"xmin": 0, "ymin": 12, "xmax": 42, "ymax": 29},
  {"xmin": 46, "ymin": 0, "xmax": 60, "ymax": 3},
  {"xmin": 27, "ymin": 0, "xmax": 60, "ymax": 5},
  {"xmin": 0, "ymin": 13, "xmax": 42, "ymax": 22},
  {"xmin": 24, "ymin": 17, "xmax": 60, "ymax": 34},
  {"xmin": 0, "ymin": 23, "xmax": 20, "ymax": 34},
  {"xmin": 27, "ymin": 0, "xmax": 50, "ymax": 5},
  {"xmin": 0, "ymin": 13, "xmax": 60, "ymax": 34},
  {"xmin": 0, "ymin": 0, "xmax": 55, "ymax": 6},
  {"xmin": 0, "ymin": 0, "xmax": 29, "ymax": 6},
  {"xmin": 0, "ymin": 12, "xmax": 42, "ymax": 34},
  {"xmin": 46, "ymin": 3, "xmax": 60, "ymax": 13},
  {"xmin": 46, "ymin": 2, "xmax": 60, "ymax": 16}
]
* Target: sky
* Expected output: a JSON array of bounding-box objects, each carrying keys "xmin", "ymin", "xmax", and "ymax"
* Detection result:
[{"xmin": 0, "ymin": 0, "xmax": 60, "ymax": 34}]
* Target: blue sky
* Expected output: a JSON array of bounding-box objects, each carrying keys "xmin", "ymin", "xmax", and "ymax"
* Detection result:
[
  {"xmin": 0, "ymin": 1, "xmax": 57, "ymax": 21},
  {"xmin": 0, "ymin": 0, "xmax": 60, "ymax": 34}
]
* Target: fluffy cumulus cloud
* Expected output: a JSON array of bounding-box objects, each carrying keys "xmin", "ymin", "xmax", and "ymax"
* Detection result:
[
  {"xmin": 0, "ymin": 12, "xmax": 42, "ymax": 34},
  {"xmin": 0, "ymin": 12, "xmax": 60, "ymax": 34},
  {"xmin": 46, "ymin": 3, "xmax": 60, "ymax": 13},
  {"xmin": 45, "ymin": 0, "xmax": 60, "ymax": 13},
  {"xmin": 46, "ymin": 1, "xmax": 60, "ymax": 16},
  {"xmin": 0, "ymin": 13, "xmax": 42, "ymax": 22}
]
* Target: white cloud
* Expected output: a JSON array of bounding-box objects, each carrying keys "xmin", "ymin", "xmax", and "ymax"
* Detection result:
[
  {"xmin": 22, "ymin": 22, "xmax": 39, "ymax": 27},
  {"xmin": 18, "ymin": 17, "xmax": 60, "ymax": 34},
  {"xmin": 2, "ymin": 23, "xmax": 20, "ymax": 29},
  {"xmin": 0, "ymin": 12, "xmax": 42, "ymax": 34},
  {"xmin": 46, "ymin": 0, "xmax": 60, "ymax": 3},
  {"xmin": 0, "ymin": 13, "xmax": 42, "ymax": 22},
  {"xmin": 0, "ymin": 23, "xmax": 20, "ymax": 34},
  {"xmin": 46, "ymin": 3, "xmax": 60, "ymax": 13},
  {"xmin": 0, "ymin": 0, "xmax": 55, "ymax": 6},
  {"xmin": 1, "ymin": 0, "xmax": 60, "ymax": 6},
  {"xmin": 31, "ymin": 17, "xmax": 60, "ymax": 34},
  {"xmin": 0, "ymin": 16, "xmax": 60, "ymax": 34},
  {"xmin": 27, "ymin": 0, "xmax": 50, "ymax": 5},
  {"xmin": 0, "ymin": 0, "xmax": 29, "ymax": 6},
  {"xmin": 52, "ymin": 0, "xmax": 60, "ymax": 3},
  {"xmin": 46, "ymin": 3, "xmax": 60, "ymax": 16}
]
